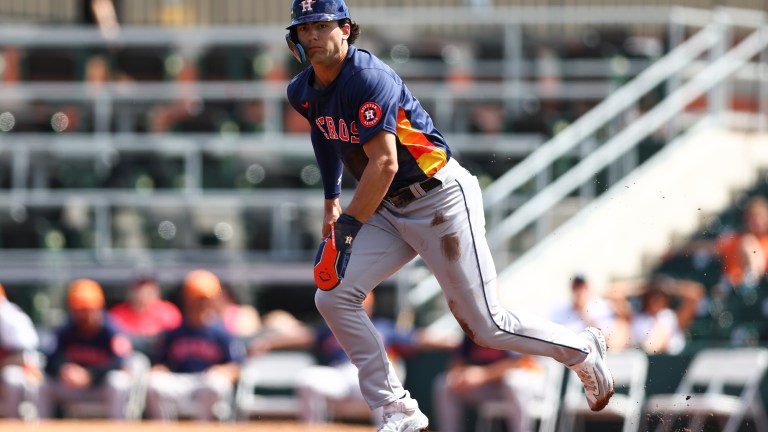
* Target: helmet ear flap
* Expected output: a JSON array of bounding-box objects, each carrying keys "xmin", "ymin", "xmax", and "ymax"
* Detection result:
[{"xmin": 285, "ymin": 31, "xmax": 307, "ymax": 63}]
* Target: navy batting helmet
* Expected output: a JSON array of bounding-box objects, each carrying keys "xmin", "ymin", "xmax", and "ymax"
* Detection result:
[{"xmin": 287, "ymin": 0, "xmax": 351, "ymax": 29}]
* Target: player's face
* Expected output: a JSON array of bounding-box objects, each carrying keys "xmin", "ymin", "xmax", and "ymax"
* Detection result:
[{"xmin": 295, "ymin": 21, "xmax": 349, "ymax": 64}]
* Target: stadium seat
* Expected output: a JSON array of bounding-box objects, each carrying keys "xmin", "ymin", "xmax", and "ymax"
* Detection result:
[
  {"xmin": 474, "ymin": 356, "xmax": 565, "ymax": 432},
  {"xmin": 234, "ymin": 350, "xmax": 317, "ymax": 420},
  {"xmin": 644, "ymin": 347, "xmax": 768, "ymax": 432}
]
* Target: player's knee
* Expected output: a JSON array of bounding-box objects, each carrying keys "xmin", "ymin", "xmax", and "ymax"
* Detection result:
[
  {"xmin": 314, "ymin": 288, "xmax": 349, "ymax": 315},
  {"xmin": 314, "ymin": 289, "xmax": 338, "ymax": 316},
  {"xmin": 315, "ymin": 287, "xmax": 368, "ymax": 318}
]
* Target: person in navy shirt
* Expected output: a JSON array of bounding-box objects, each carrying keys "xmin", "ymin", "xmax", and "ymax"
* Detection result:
[
  {"xmin": 145, "ymin": 269, "xmax": 244, "ymax": 421},
  {"xmin": 37, "ymin": 279, "xmax": 133, "ymax": 419}
]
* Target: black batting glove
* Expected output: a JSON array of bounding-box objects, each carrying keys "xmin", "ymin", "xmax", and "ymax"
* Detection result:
[{"xmin": 333, "ymin": 213, "xmax": 363, "ymax": 252}]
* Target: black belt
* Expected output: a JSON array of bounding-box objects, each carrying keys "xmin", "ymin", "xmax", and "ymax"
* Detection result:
[{"xmin": 385, "ymin": 177, "xmax": 443, "ymax": 208}]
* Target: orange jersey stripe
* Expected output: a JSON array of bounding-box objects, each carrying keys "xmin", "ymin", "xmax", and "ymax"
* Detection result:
[{"xmin": 397, "ymin": 108, "xmax": 448, "ymax": 176}]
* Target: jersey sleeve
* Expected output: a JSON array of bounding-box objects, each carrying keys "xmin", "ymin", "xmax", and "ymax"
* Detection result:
[
  {"xmin": 311, "ymin": 127, "xmax": 343, "ymax": 199},
  {"xmin": 344, "ymin": 68, "xmax": 400, "ymax": 145},
  {"xmin": 286, "ymin": 74, "xmax": 307, "ymax": 117}
]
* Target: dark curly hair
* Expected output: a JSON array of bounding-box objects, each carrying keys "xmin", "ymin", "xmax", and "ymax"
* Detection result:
[{"xmin": 343, "ymin": 19, "xmax": 360, "ymax": 45}]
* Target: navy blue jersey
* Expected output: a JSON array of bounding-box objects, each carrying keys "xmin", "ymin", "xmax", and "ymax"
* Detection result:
[
  {"xmin": 44, "ymin": 316, "xmax": 132, "ymax": 384},
  {"xmin": 287, "ymin": 45, "xmax": 452, "ymax": 199},
  {"xmin": 152, "ymin": 321, "xmax": 244, "ymax": 373}
]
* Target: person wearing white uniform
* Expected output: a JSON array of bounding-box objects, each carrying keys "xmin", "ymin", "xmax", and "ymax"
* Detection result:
[{"xmin": 0, "ymin": 284, "xmax": 41, "ymax": 419}]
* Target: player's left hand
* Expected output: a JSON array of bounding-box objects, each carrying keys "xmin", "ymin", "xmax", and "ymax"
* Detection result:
[{"xmin": 332, "ymin": 213, "xmax": 362, "ymax": 252}]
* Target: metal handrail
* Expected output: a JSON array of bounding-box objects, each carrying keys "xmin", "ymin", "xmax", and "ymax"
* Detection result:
[
  {"xmin": 0, "ymin": 132, "xmax": 544, "ymax": 156},
  {"xmin": 488, "ymin": 25, "xmax": 768, "ymax": 248},
  {"xmin": 481, "ymin": 22, "xmax": 722, "ymax": 209},
  {"xmin": 408, "ymin": 11, "xmax": 768, "ymax": 309}
]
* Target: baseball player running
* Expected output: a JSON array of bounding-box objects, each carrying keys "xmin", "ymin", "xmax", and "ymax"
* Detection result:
[{"xmin": 285, "ymin": 1, "xmax": 614, "ymax": 430}]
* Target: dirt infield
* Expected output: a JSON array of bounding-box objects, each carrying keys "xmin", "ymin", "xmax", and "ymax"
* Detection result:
[{"xmin": 0, "ymin": 419, "xmax": 374, "ymax": 431}]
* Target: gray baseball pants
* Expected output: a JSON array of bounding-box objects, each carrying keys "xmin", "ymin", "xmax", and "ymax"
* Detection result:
[{"xmin": 315, "ymin": 158, "xmax": 590, "ymax": 409}]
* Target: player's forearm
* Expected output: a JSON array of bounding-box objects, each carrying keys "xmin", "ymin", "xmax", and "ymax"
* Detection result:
[
  {"xmin": 346, "ymin": 133, "xmax": 398, "ymax": 222},
  {"xmin": 345, "ymin": 162, "xmax": 395, "ymax": 222},
  {"xmin": 322, "ymin": 199, "xmax": 342, "ymax": 237}
]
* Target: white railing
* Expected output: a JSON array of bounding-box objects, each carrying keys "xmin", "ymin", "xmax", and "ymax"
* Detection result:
[
  {"xmin": 409, "ymin": 8, "xmax": 768, "ymax": 311},
  {"xmin": 0, "ymin": 6, "xmax": 764, "ymax": 289}
]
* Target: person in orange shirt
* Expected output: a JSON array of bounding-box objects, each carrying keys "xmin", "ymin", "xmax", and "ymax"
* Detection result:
[
  {"xmin": 715, "ymin": 196, "xmax": 768, "ymax": 288},
  {"xmin": 666, "ymin": 195, "xmax": 768, "ymax": 290},
  {"xmin": 109, "ymin": 276, "xmax": 182, "ymax": 354}
]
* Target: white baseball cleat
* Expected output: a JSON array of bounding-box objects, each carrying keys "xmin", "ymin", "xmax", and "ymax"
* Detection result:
[
  {"xmin": 377, "ymin": 391, "xmax": 429, "ymax": 432},
  {"xmin": 569, "ymin": 326, "xmax": 615, "ymax": 412}
]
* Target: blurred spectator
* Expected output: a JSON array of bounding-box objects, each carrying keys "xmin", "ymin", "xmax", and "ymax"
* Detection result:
[
  {"xmin": 260, "ymin": 293, "xmax": 458, "ymax": 425},
  {"xmin": 665, "ymin": 195, "xmax": 768, "ymax": 291},
  {"xmin": 85, "ymin": 54, "xmax": 110, "ymax": 83},
  {"xmin": 157, "ymin": 0, "xmax": 197, "ymax": 26},
  {"xmin": 713, "ymin": 196, "xmax": 768, "ymax": 289},
  {"xmin": 469, "ymin": 104, "xmax": 505, "ymax": 135},
  {"xmin": 0, "ymin": 283, "xmax": 42, "ymax": 419},
  {"xmin": 147, "ymin": 58, "xmax": 200, "ymax": 132},
  {"xmin": 245, "ymin": 309, "xmax": 316, "ymax": 357},
  {"xmin": 108, "ymin": 276, "xmax": 183, "ymax": 354},
  {"xmin": 146, "ymin": 57, "xmax": 233, "ymax": 134},
  {"xmin": 80, "ymin": 0, "xmax": 122, "ymax": 40},
  {"xmin": 1, "ymin": 47, "xmax": 22, "ymax": 83},
  {"xmin": 37, "ymin": 279, "xmax": 134, "ymax": 419},
  {"xmin": 432, "ymin": 333, "xmax": 544, "ymax": 432},
  {"xmin": 216, "ymin": 286, "xmax": 261, "ymax": 340},
  {"xmin": 145, "ymin": 269, "xmax": 245, "ymax": 421},
  {"xmin": 535, "ymin": 45, "xmax": 562, "ymax": 98},
  {"xmin": 233, "ymin": 101, "xmax": 266, "ymax": 133},
  {"xmin": 611, "ymin": 275, "xmax": 705, "ymax": 355},
  {"xmin": 550, "ymin": 273, "xmax": 627, "ymax": 349}
]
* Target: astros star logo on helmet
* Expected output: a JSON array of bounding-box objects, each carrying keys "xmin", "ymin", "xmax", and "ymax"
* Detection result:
[{"xmin": 300, "ymin": 0, "xmax": 316, "ymax": 12}]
